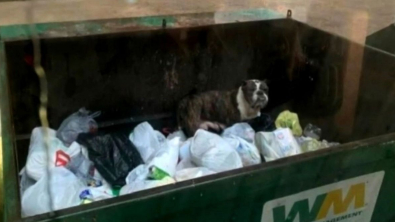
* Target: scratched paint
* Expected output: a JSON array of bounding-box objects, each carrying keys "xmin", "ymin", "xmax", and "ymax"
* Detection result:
[
  {"xmin": 0, "ymin": 9, "xmax": 281, "ymax": 41},
  {"xmin": 214, "ymin": 8, "xmax": 283, "ymax": 24},
  {"xmin": 0, "ymin": 15, "xmax": 176, "ymax": 40},
  {"xmin": 133, "ymin": 16, "xmax": 176, "ymax": 27}
]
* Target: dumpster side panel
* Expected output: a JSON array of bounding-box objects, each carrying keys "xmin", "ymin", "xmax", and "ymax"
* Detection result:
[
  {"xmin": 23, "ymin": 134, "xmax": 395, "ymax": 222},
  {"xmin": 353, "ymin": 45, "xmax": 395, "ymax": 140},
  {"xmin": 0, "ymin": 41, "xmax": 20, "ymax": 222},
  {"xmin": 359, "ymin": 24, "xmax": 395, "ymax": 140}
]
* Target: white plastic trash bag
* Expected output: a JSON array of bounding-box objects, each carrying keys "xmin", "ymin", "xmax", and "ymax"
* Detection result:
[
  {"xmin": 175, "ymin": 167, "xmax": 215, "ymax": 182},
  {"xmin": 19, "ymin": 168, "xmax": 36, "ymax": 196},
  {"xmin": 148, "ymin": 138, "xmax": 178, "ymax": 177},
  {"xmin": 125, "ymin": 164, "xmax": 150, "ymax": 184},
  {"xmin": 22, "ymin": 167, "xmax": 86, "ymax": 217},
  {"xmin": 255, "ymin": 128, "xmax": 301, "ymax": 161},
  {"xmin": 28, "ymin": 127, "xmax": 57, "ymax": 153},
  {"xmin": 176, "ymin": 158, "xmax": 196, "ymax": 171},
  {"xmin": 120, "ymin": 177, "xmax": 175, "ymax": 195},
  {"xmin": 190, "ymin": 130, "xmax": 242, "ymax": 172},
  {"xmin": 223, "ymin": 135, "xmax": 261, "ymax": 166},
  {"xmin": 130, "ymin": 122, "xmax": 178, "ymax": 177},
  {"xmin": 120, "ymin": 166, "xmax": 175, "ymax": 195},
  {"xmin": 121, "ymin": 163, "xmax": 176, "ymax": 196},
  {"xmin": 179, "ymin": 139, "xmax": 192, "ymax": 160},
  {"xmin": 222, "ymin": 123, "xmax": 255, "ymax": 143},
  {"xmin": 129, "ymin": 122, "xmax": 161, "ymax": 162},
  {"xmin": 79, "ymin": 184, "xmax": 113, "ymax": 202},
  {"xmin": 168, "ymin": 130, "xmax": 190, "ymax": 161},
  {"xmin": 88, "ymin": 185, "xmax": 113, "ymax": 201},
  {"xmin": 26, "ymin": 127, "xmax": 81, "ymax": 181},
  {"xmin": 129, "ymin": 122, "xmax": 171, "ymax": 162},
  {"xmin": 167, "ymin": 130, "xmax": 187, "ymax": 147}
]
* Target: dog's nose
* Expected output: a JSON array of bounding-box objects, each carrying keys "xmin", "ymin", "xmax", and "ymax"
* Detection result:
[{"xmin": 257, "ymin": 91, "xmax": 264, "ymax": 96}]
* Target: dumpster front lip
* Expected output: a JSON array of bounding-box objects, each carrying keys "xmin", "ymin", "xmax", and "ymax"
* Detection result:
[{"xmin": 19, "ymin": 131, "xmax": 395, "ymax": 222}]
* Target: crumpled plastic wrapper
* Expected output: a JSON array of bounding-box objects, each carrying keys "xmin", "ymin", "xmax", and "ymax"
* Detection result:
[
  {"xmin": 303, "ymin": 123, "xmax": 322, "ymax": 140},
  {"xmin": 297, "ymin": 137, "xmax": 340, "ymax": 153}
]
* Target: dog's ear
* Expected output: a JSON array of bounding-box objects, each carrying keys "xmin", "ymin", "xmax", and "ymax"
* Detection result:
[
  {"xmin": 241, "ymin": 80, "xmax": 248, "ymax": 87},
  {"xmin": 262, "ymin": 79, "xmax": 271, "ymax": 85}
]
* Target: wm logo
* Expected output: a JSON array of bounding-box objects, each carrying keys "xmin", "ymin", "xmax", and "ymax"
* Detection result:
[{"xmin": 272, "ymin": 183, "xmax": 365, "ymax": 222}]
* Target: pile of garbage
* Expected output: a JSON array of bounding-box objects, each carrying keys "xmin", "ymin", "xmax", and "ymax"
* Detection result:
[{"xmin": 20, "ymin": 108, "xmax": 339, "ymax": 217}]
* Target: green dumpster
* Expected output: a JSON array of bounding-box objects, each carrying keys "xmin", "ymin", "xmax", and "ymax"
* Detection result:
[{"xmin": 2, "ymin": 11, "xmax": 395, "ymax": 222}]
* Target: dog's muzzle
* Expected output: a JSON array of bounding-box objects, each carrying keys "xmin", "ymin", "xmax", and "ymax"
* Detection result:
[{"xmin": 252, "ymin": 94, "xmax": 268, "ymax": 109}]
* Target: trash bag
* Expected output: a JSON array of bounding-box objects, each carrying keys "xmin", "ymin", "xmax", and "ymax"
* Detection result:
[
  {"xmin": 19, "ymin": 168, "xmax": 36, "ymax": 196},
  {"xmin": 148, "ymin": 140, "xmax": 178, "ymax": 178},
  {"xmin": 221, "ymin": 123, "xmax": 261, "ymax": 166},
  {"xmin": 130, "ymin": 122, "xmax": 179, "ymax": 177},
  {"xmin": 129, "ymin": 122, "xmax": 167, "ymax": 162},
  {"xmin": 296, "ymin": 137, "xmax": 323, "ymax": 152},
  {"xmin": 77, "ymin": 132, "xmax": 144, "ymax": 188},
  {"xmin": 168, "ymin": 130, "xmax": 189, "ymax": 160},
  {"xmin": 79, "ymin": 184, "xmax": 113, "ymax": 202},
  {"xmin": 119, "ymin": 177, "xmax": 175, "ymax": 195},
  {"xmin": 56, "ymin": 108, "xmax": 100, "ymax": 147},
  {"xmin": 248, "ymin": 113, "xmax": 276, "ymax": 132},
  {"xmin": 255, "ymin": 128, "xmax": 301, "ymax": 161},
  {"xmin": 275, "ymin": 110, "xmax": 303, "ymax": 136},
  {"xmin": 296, "ymin": 137, "xmax": 340, "ymax": 153},
  {"xmin": 223, "ymin": 135, "xmax": 261, "ymax": 166},
  {"xmin": 125, "ymin": 165, "xmax": 169, "ymax": 181},
  {"xmin": 179, "ymin": 139, "xmax": 192, "ymax": 161},
  {"xmin": 124, "ymin": 164, "xmax": 150, "ymax": 184},
  {"xmin": 66, "ymin": 149, "xmax": 98, "ymax": 186},
  {"xmin": 21, "ymin": 167, "xmax": 86, "ymax": 217},
  {"xmin": 222, "ymin": 123, "xmax": 255, "ymax": 143},
  {"xmin": 321, "ymin": 140, "xmax": 340, "ymax": 148},
  {"xmin": 303, "ymin": 123, "xmax": 322, "ymax": 140},
  {"xmin": 167, "ymin": 130, "xmax": 187, "ymax": 147},
  {"xmin": 190, "ymin": 130, "xmax": 242, "ymax": 172},
  {"xmin": 175, "ymin": 167, "xmax": 216, "ymax": 182},
  {"xmin": 176, "ymin": 158, "xmax": 196, "ymax": 171},
  {"xmin": 25, "ymin": 127, "xmax": 80, "ymax": 181},
  {"xmin": 120, "ymin": 164, "xmax": 175, "ymax": 195}
]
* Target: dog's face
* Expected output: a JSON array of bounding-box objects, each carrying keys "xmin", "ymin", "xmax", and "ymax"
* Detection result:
[{"xmin": 241, "ymin": 79, "xmax": 269, "ymax": 110}]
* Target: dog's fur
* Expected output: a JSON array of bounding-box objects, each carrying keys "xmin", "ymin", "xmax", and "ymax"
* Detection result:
[{"xmin": 177, "ymin": 79, "xmax": 269, "ymax": 137}]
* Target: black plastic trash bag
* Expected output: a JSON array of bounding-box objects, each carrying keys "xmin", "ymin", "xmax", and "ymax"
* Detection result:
[
  {"xmin": 248, "ymin": 113, "xmax": 276, "ymax": 132},
  {"xmin": 77, "ymin": 132, "xmax": 144, "ymax": 188},
  {"xmin": 56, "ymin": 108, "xmax": 101, "ymax": 147}
]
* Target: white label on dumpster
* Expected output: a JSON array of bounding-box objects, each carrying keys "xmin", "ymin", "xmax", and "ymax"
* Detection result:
[{"xmin": 261, "ymin": 171, "xmax": 384, "ymax": 222}]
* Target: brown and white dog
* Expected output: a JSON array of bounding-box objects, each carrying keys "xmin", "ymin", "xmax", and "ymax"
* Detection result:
[{"xmin": 177, "ymin": 79, "xmax": 269, "ymax": 137}]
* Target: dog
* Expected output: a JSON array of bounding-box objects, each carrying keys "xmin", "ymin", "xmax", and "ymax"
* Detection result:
[{"xmin": 177, "ymin": 79, "xmax": 269, "ymax": 137}]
